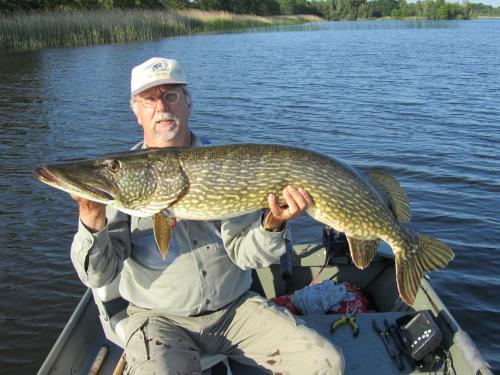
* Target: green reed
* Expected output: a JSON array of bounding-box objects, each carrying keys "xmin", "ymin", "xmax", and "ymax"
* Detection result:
[{"xmin": 0, "ymin": 9, "xmax": 321, "ymax": 51}]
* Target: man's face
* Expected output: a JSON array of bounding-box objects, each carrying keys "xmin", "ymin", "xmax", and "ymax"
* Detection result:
[{"xmin": 133, "ymin": 84, "xmax": 191, "ymax": 147}]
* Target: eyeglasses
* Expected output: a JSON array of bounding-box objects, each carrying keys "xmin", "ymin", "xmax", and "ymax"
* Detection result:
[{"xmin": 137, "ymin": 90, "xmax": 181, "ymax": 108}]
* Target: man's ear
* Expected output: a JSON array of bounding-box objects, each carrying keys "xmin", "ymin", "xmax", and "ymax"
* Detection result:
[{"xmin": 132, "ymin": 101, "xmax": 142, "ymax": 125}]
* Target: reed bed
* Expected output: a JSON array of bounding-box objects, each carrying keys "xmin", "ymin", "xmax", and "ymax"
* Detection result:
[{"xmin": 0, "ymin": 9, "xmax": 322, "ymax": 51}]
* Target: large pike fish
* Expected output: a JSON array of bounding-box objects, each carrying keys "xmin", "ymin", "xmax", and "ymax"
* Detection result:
[{"xmin": 34, "ymin": 144, "xmax": 454, "ymax": 305}]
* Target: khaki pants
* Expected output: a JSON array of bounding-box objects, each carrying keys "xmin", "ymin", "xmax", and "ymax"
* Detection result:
[{"xmin": 124, "ymin": 291, "xmax": 344, "ymax": 375}]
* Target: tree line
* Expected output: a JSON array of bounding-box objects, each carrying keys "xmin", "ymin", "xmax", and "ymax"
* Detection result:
[{"xmin": 1, "ymin": 0, "xmax": 499, "ymax": 19}]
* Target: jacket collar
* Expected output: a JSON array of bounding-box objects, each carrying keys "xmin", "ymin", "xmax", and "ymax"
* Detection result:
[{"xmin": 132, "ymin": 131, "xmax": 203, "ymax": 150}]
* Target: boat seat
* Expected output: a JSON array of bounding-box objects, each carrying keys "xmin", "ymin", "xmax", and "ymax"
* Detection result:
[
  {"xmin": 109, "ymin": 309, "xmax": 128, "ymax": 343},
  {"xmin": 92, "ymin": 274, "xmax": 231, "ymax": 373}
]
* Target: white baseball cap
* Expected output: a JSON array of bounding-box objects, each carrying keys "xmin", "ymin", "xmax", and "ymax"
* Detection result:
[{"xmin": 130, "ymin": 57, "xmax": 187, "ymax": 96}]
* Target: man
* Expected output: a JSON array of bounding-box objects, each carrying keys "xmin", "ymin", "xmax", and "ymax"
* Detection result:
[{"xmin": 71, "ymin": 57, "xmax": 344, "ymax": 374}]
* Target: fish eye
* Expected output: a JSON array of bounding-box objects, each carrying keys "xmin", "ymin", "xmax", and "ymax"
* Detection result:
[{"xmin": 106, "ymin": 159, "xmax": 121, "ymax": 173}]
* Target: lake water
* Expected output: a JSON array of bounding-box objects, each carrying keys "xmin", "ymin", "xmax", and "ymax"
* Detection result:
[{"xmin": 0, "ymin": 19, "xmax": 499, "ymax": 374}]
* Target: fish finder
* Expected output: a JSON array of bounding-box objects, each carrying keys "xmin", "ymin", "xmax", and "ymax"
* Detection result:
[{"xmin": 396, "ymin": 310, "xmax": 443, "ymax": 363}]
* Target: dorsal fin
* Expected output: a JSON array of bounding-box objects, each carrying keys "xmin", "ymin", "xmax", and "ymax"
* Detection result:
[{"xmin": 367, "ymin": 171, "xmax": 412, "ymax": 223}]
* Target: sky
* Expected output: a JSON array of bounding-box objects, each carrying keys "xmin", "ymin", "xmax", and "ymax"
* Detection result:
[
  {"xmin": 470, "ymin": 0, "xmax": 500, "ymax": 6},
  {"xmin": 410, "ymin": 0, "xmax": 500, "ymax": 6}
]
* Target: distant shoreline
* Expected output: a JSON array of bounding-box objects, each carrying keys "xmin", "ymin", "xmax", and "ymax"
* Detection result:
[
  {"xmin": 0, "ymin": 10, "xmax": 322, "ymax": 52},
  {"xmin": 1, "ymin": 9, "xmax": 497, "ymax": 52}
]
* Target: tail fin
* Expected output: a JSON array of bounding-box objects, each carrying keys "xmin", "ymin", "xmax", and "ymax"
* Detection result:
[{"xmin": 395, "ymin": 231, "xmax": 454, "ymax": 305}]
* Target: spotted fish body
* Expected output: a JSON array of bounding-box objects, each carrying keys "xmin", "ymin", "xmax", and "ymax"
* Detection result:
[{"xmin": 34, "ymin": 143, "xmax": 454, "ymax": 305}]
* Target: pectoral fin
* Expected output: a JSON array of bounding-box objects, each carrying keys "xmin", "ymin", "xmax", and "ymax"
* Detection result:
[
  {"xmin": 153, "ymin": 214, "xmax": 175, "ymax": 259},
  {"xmin": 347, "ymin": 236, "xmax": 380, "ymax": 269}
]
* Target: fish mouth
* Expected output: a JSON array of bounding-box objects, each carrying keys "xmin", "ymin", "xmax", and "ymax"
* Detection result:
[
  {"xmin": 34, "ymin": 166, "xmax": 59, "ymax": 184},
  {"xmin": 34, "ymin": 166, "xmax": 115, "ymax": 201}
]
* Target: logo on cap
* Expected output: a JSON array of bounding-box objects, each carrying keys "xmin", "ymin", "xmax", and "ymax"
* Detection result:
[{"xmin": 149, "ymin": 61, "xmax": 170, "ymax": 73}]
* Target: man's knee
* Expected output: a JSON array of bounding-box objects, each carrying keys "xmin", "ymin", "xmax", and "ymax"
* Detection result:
[
  {"xmin": 308, "ymin": 340, "xmax": 345, "ymax": 375},
  {"xmin": 124, "ymin": 319, "xmax": 202, "ymax": 375}
]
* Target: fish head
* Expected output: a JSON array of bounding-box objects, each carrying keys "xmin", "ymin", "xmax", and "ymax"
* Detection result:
[{"xmin": 34, "ymin": 149, "xmax": 167, "ymax": 216}]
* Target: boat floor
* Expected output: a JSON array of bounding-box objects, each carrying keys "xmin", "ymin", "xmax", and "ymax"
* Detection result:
[
  {"xmin": 66, "ymin": 296, "xmax": 438, "ymax": 375},
  {"xmin": 225, "ymin": 312, "xmax": 428, "ymax": 375}
]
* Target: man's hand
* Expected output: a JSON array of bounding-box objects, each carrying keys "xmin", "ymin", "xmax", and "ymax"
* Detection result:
[
  {"xmin": 264, "ymin": 186, "xmax": 313, "ymax": 231},
  {"xmin": 71, "ymin": 194, "xmax": 106, "ymax": 233}
]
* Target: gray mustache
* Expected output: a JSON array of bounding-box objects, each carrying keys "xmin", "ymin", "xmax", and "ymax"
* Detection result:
[{"xmin": 154, "ymin": 113, "xmax": 177, "ymax": 123}]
